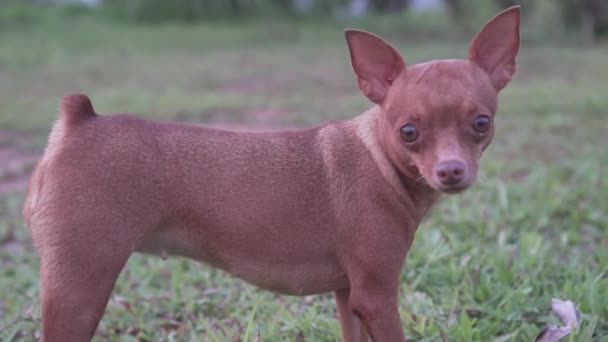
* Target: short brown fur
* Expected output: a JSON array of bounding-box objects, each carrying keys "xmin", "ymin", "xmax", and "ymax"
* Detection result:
[{"xmin": 24, "ymin": 7, "xmax": 520, "ymax": 341}]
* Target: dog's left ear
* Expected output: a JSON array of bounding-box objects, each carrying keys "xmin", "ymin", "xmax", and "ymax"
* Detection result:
[
  {"xmin": 469, "ymin": 6, "xmax": 520, "ymax": 91},
  {"xmin": 345, "ymin": 29, "xmax": 405, "ymax": 104}
]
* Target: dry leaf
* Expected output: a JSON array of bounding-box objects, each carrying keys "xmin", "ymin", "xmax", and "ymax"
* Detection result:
[
  {"xmin": 535, "ymin": 325, "xmax": 571, "ymax": 342},
  {"xmin": 534, "ymin": 298, "xmax": 579, "ymax": 342},
  {"xmin": 551, "ymin": 299, "xmax": 579, "ymax": 327}
]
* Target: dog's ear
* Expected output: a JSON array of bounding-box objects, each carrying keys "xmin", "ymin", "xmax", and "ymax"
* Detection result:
[
  {"xmin": 469, "ymin": 6, "xmax": 520, "ymax": 91},
  {"xmin": 345, "ymin": 29, "xmax": 405, "ymax": 104}
]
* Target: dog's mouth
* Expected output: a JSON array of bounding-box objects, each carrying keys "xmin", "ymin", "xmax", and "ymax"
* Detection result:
[
  {"xmin": 436, "ymin": 183, "xmax": 470, "ymax": 194},
  {"xmin": 420, "ymin": 176, "xmax": 472, "ymax": 194},
  {"xmin": 425, "ymin": 175, "xmax": 473, "ymax": 194}
]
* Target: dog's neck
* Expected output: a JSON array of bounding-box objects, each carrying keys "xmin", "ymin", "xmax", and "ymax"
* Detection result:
[{"xmin": 351, "ymin": 107, "xmax": 440, "ymax": 220}]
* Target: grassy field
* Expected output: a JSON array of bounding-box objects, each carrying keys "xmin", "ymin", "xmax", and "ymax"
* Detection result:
[{"xmin": 0, "ymin": 13, "xmax": 607, "ymax": 342}]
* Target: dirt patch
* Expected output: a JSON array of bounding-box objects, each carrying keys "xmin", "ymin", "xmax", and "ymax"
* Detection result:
[{"xmin": 0, "ymin": 131, "xmax": 41, "ymax": 197}]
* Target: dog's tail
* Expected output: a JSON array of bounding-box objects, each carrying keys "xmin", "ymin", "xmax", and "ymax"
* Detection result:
[
  {"xmin": 59, "ymin": 93, "xmax": 97, "ymax": 126},
  {"xmin": 22, "ymin": 94, "xmax": 97, "ymax": 225}
]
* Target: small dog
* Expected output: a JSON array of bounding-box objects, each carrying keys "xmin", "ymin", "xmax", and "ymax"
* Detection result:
[{"xmin": 23, "ymin": 6, "xmax": 520, "ymax": 341}]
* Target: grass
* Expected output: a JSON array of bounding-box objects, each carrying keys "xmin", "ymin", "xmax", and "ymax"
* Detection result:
[{"xmin": 0, "ymin": 12, "xmax": 607, "ymax": 342}]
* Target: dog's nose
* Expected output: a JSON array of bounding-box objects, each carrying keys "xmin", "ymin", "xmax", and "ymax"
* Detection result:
[{"xmin": 435, "ymin": 160, "xmax": 466, "ymax": 186}]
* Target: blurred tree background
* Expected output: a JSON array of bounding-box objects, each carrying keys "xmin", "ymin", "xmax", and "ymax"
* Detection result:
[{"xmin": 1, "ymin": 0, "xmax": 607, "ymax": 44}]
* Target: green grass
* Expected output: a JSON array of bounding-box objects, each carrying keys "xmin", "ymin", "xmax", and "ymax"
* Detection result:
[{"xmin": 0, "ymin": 14, "xmax": 607, "ymax": 342}]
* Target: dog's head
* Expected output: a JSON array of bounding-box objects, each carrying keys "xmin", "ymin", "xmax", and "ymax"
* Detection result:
[{"xmin": 346, "ymin": 6, "xmax": 520, "ymax": 194}]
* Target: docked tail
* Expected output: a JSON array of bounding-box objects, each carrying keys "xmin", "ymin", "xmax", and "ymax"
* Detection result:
[
  {"xmin": 60, "ymin": 93, "xmax": 96, "ymax": 126},
  {"xmin": 22, "ymin": 94, "xmax": 97, "ymax": 225}
]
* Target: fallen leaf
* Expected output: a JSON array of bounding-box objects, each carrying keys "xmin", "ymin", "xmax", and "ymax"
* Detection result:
[
  {"xmin": 551, "ymin": 299, "xmax": 579, "ymax": 327},
  {"xmin": 535, "ymin": 325, "xmax": 571, "ymax": 342},
  {"xmin": 534, "ymin": 298, "xmax": 580, "ymax": 342}
]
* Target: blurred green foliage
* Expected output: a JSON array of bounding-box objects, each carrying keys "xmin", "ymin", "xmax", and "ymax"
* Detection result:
[{"xmin": 0, "ymin": 0, "xmax": 607, "ymax": 42}]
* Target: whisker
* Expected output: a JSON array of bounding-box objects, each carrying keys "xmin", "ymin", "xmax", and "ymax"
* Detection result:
[{"xmin": 415, "ymin": 175, "xmax": 428, "ymax": 185}]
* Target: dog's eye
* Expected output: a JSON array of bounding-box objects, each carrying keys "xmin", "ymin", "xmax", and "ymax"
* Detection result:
[
  {"xmin": 473, "ymin": 115, "xmax": 491, "ymax": 133},
  {"xmin": 400, "ymin": 123, "xmax": 419, "ymax": 143}
]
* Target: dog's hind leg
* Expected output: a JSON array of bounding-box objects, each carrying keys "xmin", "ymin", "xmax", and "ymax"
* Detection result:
[
  {"xmin": 30, "ymin": 198, "xmax": 158, "ymax": 342},
  {"xmin": 38, "ymin": 243, "xmax": 130, "ymax": 341},
  {"xmin": 33, "ymin": 217, "xmax": 139, "ymax": 342}
]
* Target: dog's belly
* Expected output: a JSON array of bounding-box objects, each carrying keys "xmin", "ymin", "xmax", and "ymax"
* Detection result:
[
  {"xmin": 137, "ymin": 226, "xmax": 349, "ymax": 296},
  {"xmin": 225, "ymin": 255, "xmax": 349, "ymax": 295}
]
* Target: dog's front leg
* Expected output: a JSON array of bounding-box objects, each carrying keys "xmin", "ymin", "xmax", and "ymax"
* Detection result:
[
  {"xmin": 340, "ymin": 219, "xmax": 412, "ymax": 341},
  {"xmin": 335, "ymin": 288, "xmax": 369, "ymax": 342},
  {"xmin": 348, "ymin": 281, "xmax": 405, "ymax": 342}
]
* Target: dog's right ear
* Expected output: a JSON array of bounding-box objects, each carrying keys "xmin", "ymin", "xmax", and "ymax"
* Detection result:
[{"xmin": 345, "ymin": 29, "xmax": 405, "ymax": 104}]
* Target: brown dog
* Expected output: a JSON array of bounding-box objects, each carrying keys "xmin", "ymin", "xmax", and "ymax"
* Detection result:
[{"xmin": 23, "ymin": 6, "xmax": 520, "ymax": 342}]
